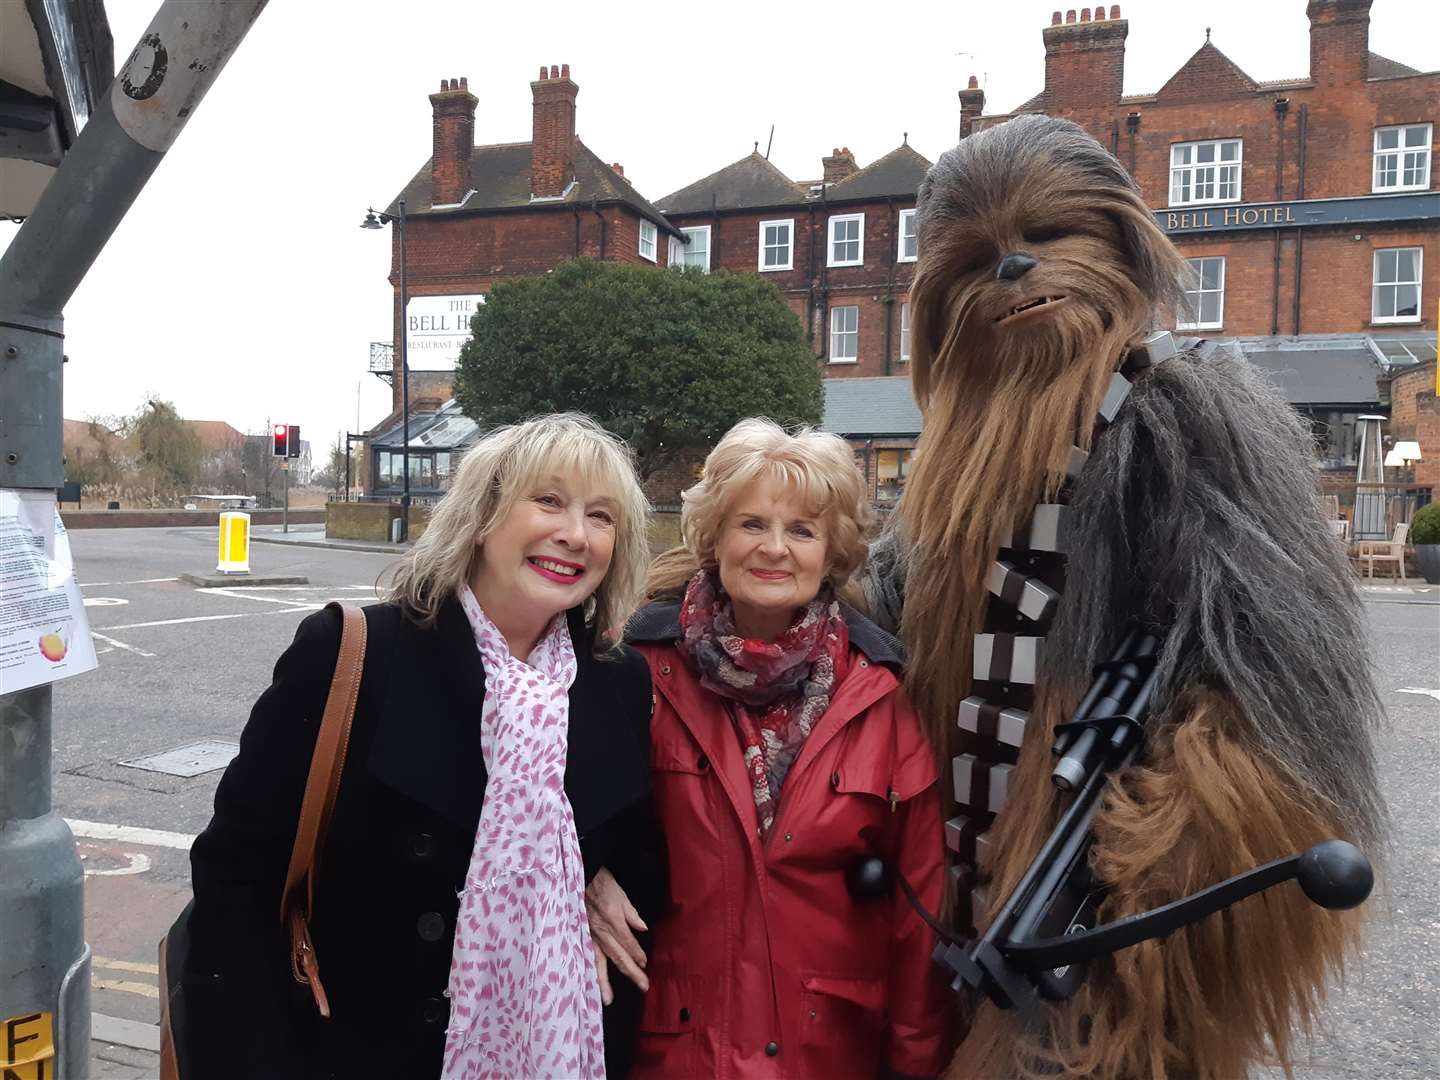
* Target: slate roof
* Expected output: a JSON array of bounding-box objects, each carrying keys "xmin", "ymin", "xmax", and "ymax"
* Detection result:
[
  {"xmin": 658, "ymin": 152, "xmax": 806, "ymax": 214},
  {"xmin": 1368, "ymin": 51, "xmax": 1422, "ymax": 79},
  {"xmin": 1240, "ymin": 344, "xmax": 1383, "ymax": 407},
  {"xmin": 388, "ymin": 140, "xmax": 680, "ymax": 235},
  {"xmin": 822, "ymin": 144, "xmax": 933, "ymax": 203},
  {"xmin": 821, "ymin": 377, "xmax": 923, "ymax": 437}
]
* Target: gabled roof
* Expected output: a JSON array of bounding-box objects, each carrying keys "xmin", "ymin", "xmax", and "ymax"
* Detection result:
[
  {"xmin": 1154, "ymin": 40, "xmax": 1258, "ymax": 104},
  {"xmin": 1368, "ymin": 51, "xmax": 1422, "ymax": 79},
  {"xmin": 657, "ymin": 151, "xmax": 806, "ymax": 215},
  {"xmin": 822, "ymin": 143, "xmax": 933, "ymax": 203},
  {"xmin": 821, "ymin": 377, "xmax": 923, "ymax": 437},
  {"xmin": 388, "ymin": 139, "xmax": 679, "ymax": 235}
]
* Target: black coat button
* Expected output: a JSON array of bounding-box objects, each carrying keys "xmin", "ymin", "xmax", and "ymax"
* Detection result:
[
  {"xmin": 696, "ymin": 754, "xmax": 709, "ymax": 771},
  {"xmin": 765, "ymin": 1041, "xmax": 779, "ymax": 1056},
  {"xmin": 678, "ymin": 1007, "xmax": 691, "ymax": 1023},
  {"xmin": 416, "ymin": 911, "xmax": 446, "ymax": 942},
  {"xmin": 420, "ymin": 996, "xmax": 448, "ymax": 1027},
  {"xmin": 411, "ymin": 832, "xmax": 436, "ymax": 860}
]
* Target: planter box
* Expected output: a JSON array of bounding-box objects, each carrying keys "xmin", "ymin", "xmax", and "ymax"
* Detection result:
[{"xmin": 1414, "ymin": 544, "xmax": 1440, "ymax": 585}]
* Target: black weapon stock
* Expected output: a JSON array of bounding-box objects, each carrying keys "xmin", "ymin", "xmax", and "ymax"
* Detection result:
[{"xmin": 850, "ymin": 626, "xmax": 1374, "ymax": 1017}]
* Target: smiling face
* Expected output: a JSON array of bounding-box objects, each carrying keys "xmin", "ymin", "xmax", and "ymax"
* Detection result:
[
  {"xmin": 468, "ymin": 475, "xmax": 618, "ymax": 654},
  {"xmin": 715, "ymin": 474, "xmax": 832, "ymax": 642}
]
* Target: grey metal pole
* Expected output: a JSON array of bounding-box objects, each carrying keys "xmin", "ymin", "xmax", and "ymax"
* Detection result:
[
  {"xmin": 282, "ymin": 462, "xmax": 289, "ymax": 533},
  {"xmin": 0, "ymin": 3, "xmax": 268, "ymax": 1076},
  {"xmin": 398, "ymin": 199, "xmax": 411, "ymax": 542}
]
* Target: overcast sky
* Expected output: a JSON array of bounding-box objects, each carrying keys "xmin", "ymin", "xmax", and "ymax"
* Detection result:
[{"xmin": 2, "ymin": 0, "xmax": 1435, "ymax": 460}]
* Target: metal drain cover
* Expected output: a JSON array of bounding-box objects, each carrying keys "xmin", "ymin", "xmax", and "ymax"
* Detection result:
[{"xmin": 120, "ymin": 739, "xmax": 240, "ymax": 777}]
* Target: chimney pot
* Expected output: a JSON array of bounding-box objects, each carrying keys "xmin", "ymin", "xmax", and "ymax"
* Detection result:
[
  {"xmin": 561, "ymin": 63, "xmax": 570, "ymax": 78},
  {"xmin": 538, "ymin": 65, "xmax": 547, "ymax": 79},
  {"xmin": 1052, "ymin": 10, "xmax": 1062, "ymax": 23},
  {"xmin": 442, "ymin": 78, "xmax": 450, "ymax": 91},
  {"xmin": 1110, "ymin": 4, "xmax": 1120, "ymax": 16},
  {"xmin": 1081, "ymin": 8, "xmax": 1091, "ymax": 21},
  {"xmin": 460, "ymin": 77, "xmax": 467, "ymax": 88},
  {"xmin": 1066, "ymin": 8, "xmax": 1076, "ymax": 22},
  {"xmin": 549, "ymin": 64, "xmax": 559, "ymax": 79},
  {"xmin": 968, "ymin": 74, "xmax": 979, "ymax": 89}
]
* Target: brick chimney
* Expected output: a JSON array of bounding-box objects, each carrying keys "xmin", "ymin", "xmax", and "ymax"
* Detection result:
[
  {"xmin": 1042, "ymin": 6, "xmax": 1128, "ymax": 113},
  {"xmin": 958, "ymin": 75, "xmax": 986, "ymax": 138},
  {"xmin": 611, "ymin": 163, "xmax": 624, "ymax": 177},
  {"xmin": 531, "ymin": 63, "xmax": 578, "ymax": 199},
  {"xmin": 1307, "ymin": 0, "xmax": 1371, "ymax": 86},
  {"xmin": 822, "ymin": 147, "xmax": 858, "ymax": 184},
  {"xmin": 429, "ymin": 77, "xmax": 478, "ymax": 207}
]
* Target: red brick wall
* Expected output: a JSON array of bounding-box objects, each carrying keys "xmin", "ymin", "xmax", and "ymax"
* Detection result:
[{"xmin": 1388, "ymin": 361, "xmax": 1438, "ymax": 489}]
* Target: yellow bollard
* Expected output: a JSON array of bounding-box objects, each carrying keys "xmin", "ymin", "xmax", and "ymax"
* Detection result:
[{"xmin": 216, "ymin": 511, "xmax": 251, "ymax": 574}]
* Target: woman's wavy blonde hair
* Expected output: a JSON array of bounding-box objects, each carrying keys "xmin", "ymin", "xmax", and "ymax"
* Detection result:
[
  {"xmin": 646, "ymin": 417, "xmax": 872, "ymax": 599},
  {"xmin": 385, "ymin": 413, "xmax": 649, "ymax": 651}
]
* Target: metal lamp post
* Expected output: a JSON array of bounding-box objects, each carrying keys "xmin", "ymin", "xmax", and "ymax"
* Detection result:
[{"xmin": 361, "ymin": 199, "xmax": 410, "ymax": 541}]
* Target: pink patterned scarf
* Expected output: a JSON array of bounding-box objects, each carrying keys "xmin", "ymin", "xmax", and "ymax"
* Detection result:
[
  {"xmin": 442, "ymin": 587, "xmax": 605, "ymax": 1079},
  {"xmin": 678, "ymin": 570, "xmax": 848, "ymax": 839}
]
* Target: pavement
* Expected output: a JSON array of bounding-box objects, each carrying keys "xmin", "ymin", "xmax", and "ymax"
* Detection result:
[{"xmin": 28, "ymin": 525, "xmax": 1436, "ymax": 1076}]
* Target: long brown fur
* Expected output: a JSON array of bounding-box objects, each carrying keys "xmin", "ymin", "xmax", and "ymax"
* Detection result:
[{"xmin": 890, "ymin": 116, "xmax": 1370, "ymax": 1078}]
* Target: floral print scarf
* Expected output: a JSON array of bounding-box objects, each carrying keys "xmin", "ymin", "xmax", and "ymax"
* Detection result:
[{"xmin": 678, "ymin": 570, "xmax": 849, "ymax": 839}]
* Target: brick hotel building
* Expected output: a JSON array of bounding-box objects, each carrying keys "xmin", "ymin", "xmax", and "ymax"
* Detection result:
[{"xmin": 362, "ymin": 0, "xmax": 1435, "ymax": 505}]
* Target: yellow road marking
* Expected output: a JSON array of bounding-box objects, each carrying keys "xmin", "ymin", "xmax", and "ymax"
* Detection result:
[
  {"xmin": 93, "ymin": 956, "xmax": 159, "ymax": 975},
  {"xmin": 92, "ymin": 978, "xmax": 159, "ymax": 999}
]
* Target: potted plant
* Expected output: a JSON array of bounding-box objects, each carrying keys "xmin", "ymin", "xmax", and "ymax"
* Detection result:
[{"xmin": 1410, "ymin": 503, "xmax": 1440, "ymax": 585}]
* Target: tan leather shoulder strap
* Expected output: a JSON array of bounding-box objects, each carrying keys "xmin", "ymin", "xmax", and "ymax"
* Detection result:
[{"xmin": 280, "ymin": 602, "xmax": 367, "ymax": 926}]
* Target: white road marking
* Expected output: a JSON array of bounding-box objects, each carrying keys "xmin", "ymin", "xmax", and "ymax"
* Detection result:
[
  {"xmin": 90, "ymin": 631, "xmax": 157, "ymax": 658},
  {"xmin": 66, "ymin": 819, "xmax": 197, "ymax": 851},
  {"xmin": 1397, "ymin": 687, "xmax": 1440, "ymax": 702},
  {"xmin": 82, "ymin": 851, "xmax": 152, "ymax": 877},
  {"xmin": 79, "ymin": 576, "xmax": 180, "ymax": 587},
  {"xmin": 98, "ymin": 607, "xmax": 313, "ymax": 631},
  {"xmin": 202, "ymin": 587, "xmax": 328, "ymax": 608},
  {"xmin": 83, "ymin": 597, "xmax": 130, "ymax": 607}
]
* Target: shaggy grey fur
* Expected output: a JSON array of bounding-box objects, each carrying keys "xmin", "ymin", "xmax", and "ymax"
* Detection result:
[{"xmin": 866, "ymin": 344, "xmax": 1387, "ymax": 852}]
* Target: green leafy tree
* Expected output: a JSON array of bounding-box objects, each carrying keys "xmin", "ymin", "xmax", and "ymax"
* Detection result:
[
  {"xmin": 127, "ymin": 398, "xmax": 204, "ymax": 503},
  {"xmin": 453, "ymin": 259, "xmax": 823, "ymax": 479}
]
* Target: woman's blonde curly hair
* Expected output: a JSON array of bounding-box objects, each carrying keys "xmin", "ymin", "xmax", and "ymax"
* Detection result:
[
  {"xmin": 386, "ymin": 413, "xmax": 649, "ymax": 652},
  {"xmin": 646, "ymin": 417, "xmax": 872, "ymax": 600}
]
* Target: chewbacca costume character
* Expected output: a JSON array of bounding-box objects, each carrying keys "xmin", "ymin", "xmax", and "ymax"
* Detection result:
[{"xmin": 861, "ymin": 115, "xmax": 1385, "ymax": 1079}]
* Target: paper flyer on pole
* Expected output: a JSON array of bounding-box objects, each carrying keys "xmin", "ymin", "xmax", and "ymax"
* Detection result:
[{"xmin": 0, "ymin": 490, "xmax": 98, "ymax": 694}]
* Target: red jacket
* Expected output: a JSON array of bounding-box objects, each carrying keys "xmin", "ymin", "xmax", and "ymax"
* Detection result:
[{"xmin": 625, "ymin": 601, "xmax": 955, "ymax": 1079}]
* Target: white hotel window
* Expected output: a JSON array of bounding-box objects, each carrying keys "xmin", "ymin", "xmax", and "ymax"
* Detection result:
[
  {"xmin": 1372, "ymin": 247, "xmax": 1422, "ymax": 324},
  {"xmin": 759, "ymin": 219, "xmax": 793, "ymax": 271},
  {"xmin": 1169, "ymin": 139, "xmax": 1242, "ymax": 206},
  {"xmin": 1178, "ymin": 256, "xmax": 1225, "ymax": 330},
  {"xmin": 1373, "ymin": 124, "xmax": 1432, "ymax": 192},
  {"xmin": 669, "ymin": 226, "xmax": 711, "ymax": 271},
  {"xmin": 830, "ymin": 305, "xmax": 859, "ymax": 363},
  {"xmin": 638, "ymin": 219, "xmax": 657, "ymax": 262},
  {"xmin": 828, "ymin": 213, "xmax": 864, "ymax": 267},
  {"xmin": 898, "ymin": 209, "xmax": 918, "ymax": 262},
  {"xmin": 899, "ymin": 302, "xmax": 911, "ymax": 362}
]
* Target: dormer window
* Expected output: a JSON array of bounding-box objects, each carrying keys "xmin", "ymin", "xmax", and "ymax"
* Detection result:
[{"xmin": 1169, "ymin": 140, "xmax": 1242, "ymax": 206}]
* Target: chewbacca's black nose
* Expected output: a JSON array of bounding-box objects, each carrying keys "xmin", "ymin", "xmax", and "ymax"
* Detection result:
[{"xmin": 996, "ymin": 253, "xmax": 1038, "ymax": 281}]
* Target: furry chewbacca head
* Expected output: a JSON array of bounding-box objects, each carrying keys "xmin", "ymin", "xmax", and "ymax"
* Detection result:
[{"xmin": 899, "ymin": 114, "xmax": 1188, "ymax": 736}]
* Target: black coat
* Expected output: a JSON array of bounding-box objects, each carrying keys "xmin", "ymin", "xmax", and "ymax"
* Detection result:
[{"xmin": 183, "ymin": 598, "xmax": 662, "ymax": 1079}]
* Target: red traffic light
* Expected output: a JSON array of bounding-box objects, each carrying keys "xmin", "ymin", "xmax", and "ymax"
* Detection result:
[{"xmin": 272, "ymin": 424, "xmax": 289, "ymax": 457}]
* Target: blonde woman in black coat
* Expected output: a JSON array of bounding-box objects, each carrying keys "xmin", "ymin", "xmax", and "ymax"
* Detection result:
[{"xmin": 182, "ymin": 414, "xmax": 662, "ymax": 1079}]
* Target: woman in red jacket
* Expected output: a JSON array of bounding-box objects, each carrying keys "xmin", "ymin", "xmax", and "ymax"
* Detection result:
[{"xmin": 591, "ymin": 418, "xmax": 954, "ymax": 1079}]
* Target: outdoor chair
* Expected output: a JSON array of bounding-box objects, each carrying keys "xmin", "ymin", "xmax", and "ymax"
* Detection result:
[{"xmin": 1355, "ymin": 522, "xmax": 1409, "ymax": 582}]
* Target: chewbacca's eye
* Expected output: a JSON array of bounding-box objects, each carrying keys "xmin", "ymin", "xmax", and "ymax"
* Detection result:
[{"xmin": 1022, "ymin": 226, "xmax": 1067, "ymax": 244}]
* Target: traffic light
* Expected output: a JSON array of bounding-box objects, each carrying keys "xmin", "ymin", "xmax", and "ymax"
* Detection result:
[
  {"xmin": 272, "ymin": 423, "xmax": 288, "ymax": 458},
  {"xmin": 287, "ymin": 424, "xmax": 301, "ymax": 458}
]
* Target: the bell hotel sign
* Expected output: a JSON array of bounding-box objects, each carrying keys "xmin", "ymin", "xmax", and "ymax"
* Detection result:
[{"xmin": 1157, "ymin": 191, "xmax": 1438, "ymax": 234}]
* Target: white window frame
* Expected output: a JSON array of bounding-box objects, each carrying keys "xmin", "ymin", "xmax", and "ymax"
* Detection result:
[
  {"xmin": 1178, "ymin": 256, "xmax": 1226, "ymax": 330},
  {"xmin": 758, "ymin": 218, "xmax": 794, "ymax": 272},
  {"xmin": 829, "ymin": 305, "xmax": 859, "ymax": 364},
  {"xmin": 828, "ymin": 213, "xmax": 865, "ymax": 267},
  {"xmin": 638, "ymin": 219, "xmax": 657, "ymax": 262},
  {"xmin": 669, "ymin": 225, "xmax": 711, "ymax": 271},
  {"xmin": 1372, "ymin": 124, "xmax": 1432, "ymax": 193},
  {"xmin": 1372, "ymin": 247, "xmax": 1423, "ymax": 324},
  {"xmin": 897, "ymin": 209, "xmax": 918, "ymax": 263},
  {"xmin": 899, "ymin": 301, "xmax": 911, "ymax": 362},
  {"xmin": 1168, "ymin": 139, "xmax": 1243, "ymax": 207}
]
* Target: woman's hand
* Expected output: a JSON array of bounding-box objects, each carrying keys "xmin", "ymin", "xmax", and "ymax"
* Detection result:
[{"xmin": 586, "ymin": 866, "xmax": 650, "ymax": 1004}]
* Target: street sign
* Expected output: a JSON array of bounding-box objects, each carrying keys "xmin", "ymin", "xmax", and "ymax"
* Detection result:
[{"xmin": 1, "ymin": 1010, "xmax": 54, "ymax": 1078}]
